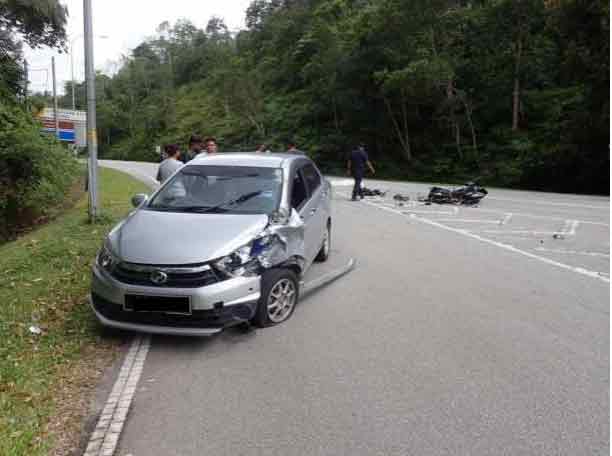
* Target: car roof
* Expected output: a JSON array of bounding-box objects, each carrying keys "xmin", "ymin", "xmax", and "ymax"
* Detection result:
[{"xmin": 187, "ymin": 152, "xmax": 308, "ymax": 168}]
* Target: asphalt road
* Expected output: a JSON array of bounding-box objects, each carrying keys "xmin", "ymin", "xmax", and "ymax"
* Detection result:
[{"xmin": 99, "ymin": 160, "xmax": 609, "ymax": 455}]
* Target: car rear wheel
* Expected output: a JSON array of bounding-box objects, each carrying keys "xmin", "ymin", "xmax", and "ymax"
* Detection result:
[
  {"xmin": 252, "ymin": 269, "xmax": 299, "ymax": 327},
  {"xmin": 315, "ymin": 222, "xmax": 331, "ymax": 262}
]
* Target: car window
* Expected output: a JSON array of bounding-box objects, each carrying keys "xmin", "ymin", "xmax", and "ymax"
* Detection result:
[
  {"xmin": 291, "ymin": 169, "xmax": 308, "ymax": 210},
  {"xmin": 147, "ymin": 165, "xmax": 282, "ymax": 215},
  {"xmin": 302, "ymin": 164, "xmax": 321, "ymax": 194}
]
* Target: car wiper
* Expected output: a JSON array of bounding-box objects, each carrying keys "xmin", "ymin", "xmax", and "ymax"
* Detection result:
[
  {"xmin": 148, "ymin": 205, "xmax": 179, "ymax": 211},
  {"xmin": 174, "ymin": 205, "xmax": 216, "ymax": 213},
  {"xmin": 148, "ymin": 205, "xmax": 213, "ymax": 213},
  {"xmin": 202, "ymin": 191, "xmax": 262, "ymax": 213}
]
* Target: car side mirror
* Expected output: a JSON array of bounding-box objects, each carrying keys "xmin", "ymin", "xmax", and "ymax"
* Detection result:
[{"xmin": 131, "ymin": 193, "xmax": 149, "ymax": 208}]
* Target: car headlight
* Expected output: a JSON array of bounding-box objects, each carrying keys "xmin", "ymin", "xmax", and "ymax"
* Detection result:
[
  {"xmin": 214, "ymin": 234, "xmax": 284, "ymax": 278},
  {"xmin": 97, "ymin": 243, "xmax": 119, "ymax": 272}
]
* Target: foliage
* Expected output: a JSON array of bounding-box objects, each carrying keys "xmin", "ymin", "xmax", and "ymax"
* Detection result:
[
  {"xmin": 0, "ymin": 103, "xmax": 79, "ymax": 241},
  {"xmin": 0, "ymin": 0, "xmax": 67, "ymax": 97},
  {"xmin": 65, "ymin": 1, "xmax": 609, "ymax": 193}
]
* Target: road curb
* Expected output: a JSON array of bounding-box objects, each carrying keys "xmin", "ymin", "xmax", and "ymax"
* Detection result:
[{"xmin": 83, "ymin": 336, "xmax": 150, "ymax": 456}]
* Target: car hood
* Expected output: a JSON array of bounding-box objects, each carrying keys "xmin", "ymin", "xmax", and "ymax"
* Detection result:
[{"xmin": 108, "ymin": 209, "xmax": 270, "ymax": 265}]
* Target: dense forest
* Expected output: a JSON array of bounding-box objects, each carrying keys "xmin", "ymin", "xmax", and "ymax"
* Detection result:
[{"xmin": 60, "ymin": 0, "xmax": 609, "ymax": 194}]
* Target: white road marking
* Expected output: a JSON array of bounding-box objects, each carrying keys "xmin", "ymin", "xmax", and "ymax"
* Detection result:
[
  {"xmin": 329, "ymin": 178, "xmax": 354, "ymax": 187},
  {"xmin": 469, "ymin": 208, "xmax": 609, "ymax": 226},
  {"xmin": 434, "ymin": 219, "xmax": 501, "ymax": 224},
  {"xmin": 567, "ymin": 220, "xmax": 579, "ymax": 235},
  {"xmin": 362, "ymin": 200, "xmax": 609, "ymax": 284},
  {"xmin": 84, "ymin": 336, "xmax": 151, "ymax": 456},
  {"xmin": 480, "ymin": 229, "xmax": 565, "ymax": 236},
  {"xmin": 401, "ymin": 210, "xmax": 457, "ymax": 215},
  {"xmin": 486, "ymin": 196, "xmax": 609, "ymax": 210},
  {"xmin": 534, "ymin": 248, "xmax": 610, "ymax": 258},
  {"xmin": 501, "ymin": 213, "xmax": 513, "ymax": 225},
  {"xmin": 559, "ymin": 220, "xmax": 572, "ymax": 235}
]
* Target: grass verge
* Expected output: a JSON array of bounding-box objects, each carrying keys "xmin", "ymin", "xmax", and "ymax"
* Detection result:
[{"xmin": 0, "ymin": 167, "xmax": 150, "ymax": 455}]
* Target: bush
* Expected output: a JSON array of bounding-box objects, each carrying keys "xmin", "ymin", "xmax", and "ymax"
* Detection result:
[{"xmin": 0, "ymin": 103, "xmax": 80, "ymax": 241}]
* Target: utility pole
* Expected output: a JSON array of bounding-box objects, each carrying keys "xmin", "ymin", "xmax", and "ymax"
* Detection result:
[
  {"xmin": 71, "ymin": 39, "xmax": 76, "ymax": 111},
  {"xmin": 51, "ymin": 56, "xmax": 59, "ymax": 138},
  {"xmin": 23, "ymin": 59, "xmax": 28, "ymax": 108},
  {"xmin": 71, "ymin": 34, "xmax": 107, "ymax": 111},
  {"xmin": 84, "ymin": 0, "xmax": 99, "ymax": 221}
]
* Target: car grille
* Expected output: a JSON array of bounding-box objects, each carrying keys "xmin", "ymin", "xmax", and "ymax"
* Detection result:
[{"xmin": 111, "ymin": 262, "xmax": 220, "ymax": 288}]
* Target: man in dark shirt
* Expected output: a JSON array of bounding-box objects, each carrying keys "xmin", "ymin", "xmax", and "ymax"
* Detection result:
[
  {"xmin": 347, "ymin": 144, "xmax": 375, "ymax": 201},
  {"xmin": 182, "ymin": 134, "xmax": 204, "ymax": 163},
  {"xmin": 286, "ymin": 141, "xmax": 306, "ymax": 155}
]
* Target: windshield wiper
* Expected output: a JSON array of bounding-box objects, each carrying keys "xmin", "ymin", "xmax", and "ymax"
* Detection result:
[
  {"xmin": 148, "ymin": 205, "xmax": 179, "ymax": 212},
  {"xmin": 202, "ymin": 191, "xmax": 263, "ymax": 213},
  {"xmin": 174, "ymin": 205, "xmax": 215, "ymax": 213},
  {"xmin": 149, "ymin": 192, "xmax": 263, "ymax": 213},
  {"xmin": 148, "ymin": 205, "xmax": 213, "ymax": 213}
]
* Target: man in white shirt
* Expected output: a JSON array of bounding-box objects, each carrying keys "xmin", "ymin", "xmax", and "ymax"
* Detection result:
[{"xmin": 156, "ymin": 144, "xmax": 183, "ymax": 183}]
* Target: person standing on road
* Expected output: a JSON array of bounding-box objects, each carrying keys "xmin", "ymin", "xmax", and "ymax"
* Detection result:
[
  {"xmin": 156, "ymin": 144, "xmax": 183, "ymax": 183},
  {"xmin": 256, "ymin": 143, "xmax": 271, "ymax": 153},
  {"xmin": 347, "ymin": 143, "xmax": 375, "ymax": 201},
  {"xmin": 183, "ymin": 134, "xmax": 205, "ymax": 163},
  {"xmin": 286, "ymin": 141, "xmax": 305, "ymax": 155},
  {"xmin": 203, "ymin": 137, "xmax": 218, "ymax": 155}
]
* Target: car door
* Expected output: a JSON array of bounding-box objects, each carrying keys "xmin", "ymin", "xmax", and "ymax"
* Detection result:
[
  {"xmin": 301, "ymin": 163, "xmax": 327, "ymax": 256},
  {"xmin": 290, "ymin": 164, "xmax": 318, "ymax": 266}
]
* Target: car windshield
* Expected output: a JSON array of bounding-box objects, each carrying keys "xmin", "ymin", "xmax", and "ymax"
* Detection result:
[{"xmin": 147, "ymin": 165, "xmax": 283, "ymax": 214}]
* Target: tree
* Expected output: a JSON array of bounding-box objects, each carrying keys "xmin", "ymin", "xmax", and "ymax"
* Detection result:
[
  {"xmin": 0, "ymin": 0, "xmax": 67, "ymax": 97},
  {"xmin": 89, "ymin": 3, "xmax": 609, "ymax": 193}
]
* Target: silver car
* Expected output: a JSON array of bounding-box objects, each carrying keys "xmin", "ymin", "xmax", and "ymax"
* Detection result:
[{"xmin": 90, "ymin": 153, "xmax": 332, "ymax": 336}]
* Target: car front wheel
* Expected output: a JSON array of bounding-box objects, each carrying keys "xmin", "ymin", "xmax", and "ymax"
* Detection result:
[{"xmin": 252, "ymin": 269, "xmax": 299, "ymax": 327}]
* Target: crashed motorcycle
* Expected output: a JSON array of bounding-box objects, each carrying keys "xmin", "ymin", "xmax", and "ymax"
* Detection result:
[{"xmin": 427, "ymin": 182, "xmax": 488, "ymax": 205}]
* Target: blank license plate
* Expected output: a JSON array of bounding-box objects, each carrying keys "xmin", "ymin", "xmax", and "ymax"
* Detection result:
[{"xmin": 124, "ymin": 295, "xmax": 191, "ymax": 314}]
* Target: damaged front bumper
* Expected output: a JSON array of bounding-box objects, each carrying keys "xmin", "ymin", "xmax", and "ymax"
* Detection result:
[{"xmin": 90, "ymin": 263, "xmax": 261, "ymax": 336}]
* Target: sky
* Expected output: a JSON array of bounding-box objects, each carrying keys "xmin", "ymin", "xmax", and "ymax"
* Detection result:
[{"xmin": 24, "ymin": 0, "xmax": 253, "ymax": 95}]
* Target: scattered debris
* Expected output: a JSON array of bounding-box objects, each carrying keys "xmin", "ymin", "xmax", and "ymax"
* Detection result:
[
  {"xmin": 362, "ymin": 187, "xmax": 386, "ymax": 197},
  {"xmin": 392, "ymin": 193, "xmax": 410, "ymax": 207}
]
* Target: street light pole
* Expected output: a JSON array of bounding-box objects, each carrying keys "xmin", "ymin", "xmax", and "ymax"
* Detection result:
[
  {"xmin": 71, "ymin": 34, "xmax": 107, "ymax": 111},
  {"xmin": 51, "ymin": 56, "xmax": 59, "ymax": 138},
  {"xmin": 84, "ymin": 0, "xmax": 98, "ymax": 221},
  {"xmin": 23, "ymin": 59, "xmax": 28, "ymax": 109},
  {"xmin": 70, "ymin": 36, "xmax": 79, "ymax": 111}
]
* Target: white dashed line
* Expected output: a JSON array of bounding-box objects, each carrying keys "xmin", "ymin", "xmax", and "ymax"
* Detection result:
[
  {"xmin": 434, "ymin": 219, "xmax": 501, "ymax": 224},
  {"xmin": 84, "ymin": 336, "xmax": 151, "ymax": 456},
  {"xmin": 486, "ymin": 196, "xmax": 609, "ymax": 210},
  {"xmin": 480, "ymin": 229, "xmax": 566, "ymax": 236},
  {"xmin": 534, "ymin": 248, "xmax": 610, "ymax": 258},
  {"xmin": 362, "ymin": 200, "xmax": 610, "ymax": 284}
]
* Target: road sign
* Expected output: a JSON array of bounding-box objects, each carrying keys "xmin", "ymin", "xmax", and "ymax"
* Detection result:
[{"xmin": 36, "ymin": 108, "xmax": 86, "ymax": 147}]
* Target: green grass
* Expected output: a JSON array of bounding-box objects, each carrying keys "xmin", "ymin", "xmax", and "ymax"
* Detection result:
[{"xmin": 0, "ymin": 167, "xmax": 149, "ymax": 455}]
